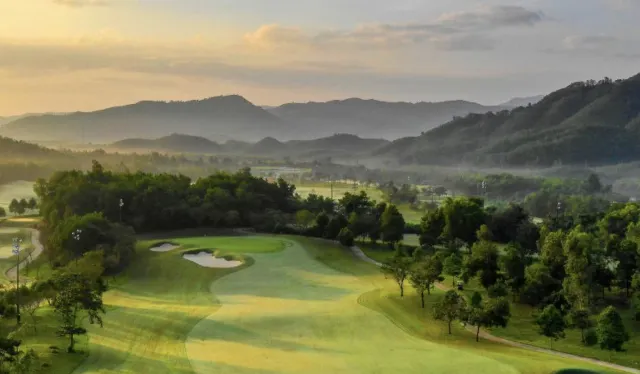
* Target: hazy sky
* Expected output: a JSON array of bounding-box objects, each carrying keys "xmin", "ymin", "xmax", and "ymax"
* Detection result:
[{"xmin": 1, "ymin": 0, "xmax": 639, "ymax": 115}]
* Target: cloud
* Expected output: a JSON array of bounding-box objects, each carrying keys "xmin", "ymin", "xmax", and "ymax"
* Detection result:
[
  {"xmin": 563, "ymin": 35, "xmax": 618, "ymax": 50},
  {"xmin": 53, "ymin": 0, "xmax": 114, "ymax": 7},
  {"xmin": 244, "ymin": 5, "xmax": 544, "ymax": 51},
  {"xmin": 436, "ymin": 5, "xmax": 545, "ymax": 29}
]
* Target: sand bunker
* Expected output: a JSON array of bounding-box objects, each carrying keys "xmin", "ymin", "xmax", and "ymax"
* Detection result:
[
  {"xmin": 8, "ymin": 217, "xmax": 38, "ymax": 223},
  {"xmin": 0, "ymin": 228, "xmax": 20, "ymax": 234},
  {"xmin": 150, "ymin": 243, "xmax": 179, "ymax": 252},
  {"xmin": 183, "ymin": 252, "xmax": 242, "ymax": 268}
]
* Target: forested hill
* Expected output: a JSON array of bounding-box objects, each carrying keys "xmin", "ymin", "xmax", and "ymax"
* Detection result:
[
  {"xmin": 0, "ymin": 136, "xmax": 69, "ymax": 161},
  {"xmin": 376, "ymin": 74, "xmax": 640, "ymax": 167},
  {"xmin": 0, "ymin": 95, "xmax": 285, "ymax": 143},
  {"xmin": 111, "ymin": 134, "xmax": 220, "ymax": 154},
  {"xmin": 268, "ymin": 98, "xmax": 503, "ymax": 140},
  {"xmin": 249, "ymin": 133, "xmax": 390, "ymax": 158}
]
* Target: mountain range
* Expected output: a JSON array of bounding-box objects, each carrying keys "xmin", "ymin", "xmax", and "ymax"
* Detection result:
[
  {"xmin": 110, "ymin": 133, "xmax": 389, "ymax": 159},
  {"xmin": 0, "ymin": 96, "xmax": 524, "ymax": 143},
  {"xmin": 376, "ymin": 75, "xmax": 640, "ymax": 167}
]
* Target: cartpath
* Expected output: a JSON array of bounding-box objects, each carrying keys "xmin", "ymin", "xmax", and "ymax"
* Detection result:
[
  {"xmin": 5, "ymin": 229, "xmax": 44, "ymax": 281},
  {"xmin": 349, "ymin": 245, "xmax": 640, "ymax": 374}
]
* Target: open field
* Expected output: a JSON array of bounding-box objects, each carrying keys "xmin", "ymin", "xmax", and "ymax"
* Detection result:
[
  {"xmin": 17, "ymin": 233, "xmax": 621, "ymax": 374},
  {"xmin": 295, "ymin": 182, "xmax": 384, "ymax": 202},
  {"xmin": 0, "ymin": 180, "xmax": 36, "ymax": 212}
]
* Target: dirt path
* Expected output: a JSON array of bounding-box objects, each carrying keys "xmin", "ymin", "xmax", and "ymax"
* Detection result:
[
  {"xmin": 349, "ymin": 245, "xmax": 640, "ymax": 374},
  {"xmin": 5, "ymin": 229, "xmax": 44, "ymax": 281}
]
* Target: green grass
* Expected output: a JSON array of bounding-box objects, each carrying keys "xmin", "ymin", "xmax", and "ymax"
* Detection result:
[
  {"xmin": 295, "ymin": 182, "xmax": 384, "ymax": 202},
  {"xmin": 0, "ymin": 181, "xmax": 36, "ymax": 213},
  {"xmin": 291, "ymin": 237, "xmax": 619, "ymax": 374},
  {"xmin": 397, "ymin": 204, "xmax": 425, "ymax": 224},
  {"xmin": 18, "ymin": 233, "xmax": 624, "ymax": 373}
]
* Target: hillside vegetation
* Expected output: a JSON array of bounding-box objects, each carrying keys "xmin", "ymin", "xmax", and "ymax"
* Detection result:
[{"xmin": 378, "ymin": 74, "xmax": 640, "ymax": 167}]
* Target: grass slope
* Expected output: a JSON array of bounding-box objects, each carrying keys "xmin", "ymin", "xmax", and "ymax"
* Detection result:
[
  {"xmin": 186, "ymin": 236, "xmax": 613, "ymax": 374},
  {"xmin": 68, "ymin": 236, "xmax": 285, "ymax": 374}
]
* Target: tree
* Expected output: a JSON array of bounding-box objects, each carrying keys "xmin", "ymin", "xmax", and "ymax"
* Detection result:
[
  {"xmin": 8, "ymin": 199, "xmax": 18, "ymax": 215},
  {"xmin": 464, "ymin": 295, "xmax": 511, "ymax": 342},
  {"xmin": 52, "ymin": 272, "xmax": 106, "ymax": 353},
  {"xmin": 466, "ymin": 240, "xmax": 500, "ymax": 289},
  {"xmin": 582, "ymin": 173, "xmax": 603, "ymax": 195},
  {"xmin": 569, "ymin": 309, "xmax": 592, "ymax": 345},
  {"xmin": 27, "ymin": 197, "xmax": 37, "ymax": 211},
  {"xmin": 0, "ymin": 337, "xmax": 21, "ymax": 368},
  {"xmin": 500, "ymin": 243, "xmax": 526, "ymax": 300},
  {"xmin": 419, "ymin": 208, "xmax": 445, "ymax": 246},
  {"xmin": 315, "ymin": 212, "xmax": 330, "ymax": 233},
  {"xmin": 348, "ymin": 213, "xmax": 376, "ymax": 241},
  {"xmin": 521, "ymin": 263, "xmax": 562, "ymax": 307},
  {"xmin": 410, "ymin": 257, "xmax": 443, "ymax": 308},
  {"xmin": 610, "ymin": 237, "xmax": 638, "ymax": 297},
  {"xmin": 0, "ymin": 207, "xmax": 5, "ymax": 218},
  {"xmin": 338, "ymin": 191, "xmax": 372, "ymax": 215},
  {"xmin": 381, "ymin": 254, "xmax": 412, "ymax": 297},
  {"xmin": 441, "ymin": 197, "xmax": 486, "ymax": 245},
  {"xmin": 476, "ymin": 224, "xmax": 493, "ymax": 242},
  {"xmin": 324, "ymin": 215, "xmax": 347, "ymax": 240},
  {"xmin": 563, "ymin": 229, "xmax": 597, "ymax": 308},
  {"xmin": 433, "ymin": 290, "xmax": 466, "ymax": 335},
  {"xmin": 535, "ymin": 305, "xmax": 567, "ymax": 349},
  {"xmin": 380, "ymin": 204, "xmax": 405, "ymax": 246},
  {"xmin": 596, "ymin": 306, "xmax": 629, "ymax": 353},
  {"xmin": 337, "ymin": 228, "xmax": 355, "ymax": 247},
  {"xmin": 443, "ymin": 253, "xmax": 463, "ymax": 287},
  {"xmin": 295, "ymin": 210, "xmax": 315, "ymax": 230},
  {"xmin": 540, "ymin": 231, "xmax": 566, "ymax": 280},
  {"xmin": 20, "ymin": 285, "xmax": 42, "ymax": 333},
  {"xmin": 18, "ymin": 199, "xmax": 28, "ymax": 214}
]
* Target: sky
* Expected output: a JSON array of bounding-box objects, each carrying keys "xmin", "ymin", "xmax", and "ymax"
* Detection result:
[{"xmin": 1, "ymin": 0, "xmax": 639, "ymax": 115}]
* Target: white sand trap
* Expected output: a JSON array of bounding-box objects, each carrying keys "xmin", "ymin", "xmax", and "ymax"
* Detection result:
[
  {"xmin": 183, "ymin": 252, "xmax": 242, "ymax": 268},
  {"xmin": 0, "ymin": 228, "xmax": 20, "ymax": 234},
  {"xmin": 150, "ymin": 243, "xmax": 179, "ymax": 252}
]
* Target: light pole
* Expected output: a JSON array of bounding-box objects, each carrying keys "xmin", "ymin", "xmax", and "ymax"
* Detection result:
[
  {"xmin": 12, "ymin": 237, "xmax": 22, "ymax": 325},
  {"xmin": 481, "ymin": 180, "xmax": 487, "ymax": 200},
  {"xmin": 119, "ymin": 198, "xmax": 124, "ymax": 223},
  {"xmin": 72, "ymin": 229, "xmax": 82, "ymax": 264},
  {"xmin": 556, "ymin": 201, "xmax": 562, "ymax": 219}
]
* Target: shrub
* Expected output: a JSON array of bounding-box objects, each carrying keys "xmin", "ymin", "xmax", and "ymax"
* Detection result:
[
  {"xmin": 338, "ymin": 228, "xmax": 355, "ymax": 247},
  {"xmin": 583, "ymin": 328, "xmax": 598, "ymax": 346},
  {"xmin": 487, "ymin": 282, "xmax": 509, "ymax": 298}
]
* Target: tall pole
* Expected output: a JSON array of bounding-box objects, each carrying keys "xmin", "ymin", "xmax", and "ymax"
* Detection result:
[
  {"xmin": 119, "ymin": 198, "xmax": 124, "ymax": 223},
  {"xmin": 330, "ymin": 177, "xmax": 334, "ymax": 201},
  {"xmin": 12, "ymin": 238, "xmax": 22, "ymax": 325}
]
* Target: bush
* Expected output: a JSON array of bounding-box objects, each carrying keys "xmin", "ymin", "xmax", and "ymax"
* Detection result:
[
  {"xmin": 487, "ymin": 282, "xmax": 509, "ymax": 298},
  {"xmin": 584, "ymin": 328, "xmax": 598, "ymax": 346},
  {"xmin": 338, "ymin": 228, "xmax": 355, "ymax": 247}
]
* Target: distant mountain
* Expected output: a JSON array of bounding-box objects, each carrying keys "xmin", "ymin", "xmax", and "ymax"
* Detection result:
[
  {"xmin": 249, "ymin": 133, "xmax": 390, "ymax": 158},
  {"xmin": 111, "ymin": 133, "xmax": 220, "ymax": 153},
  {"xmin": 0, "ymin": 136, "xmax": 69, "ymax": 160},
  {"xmin": 266, "ymin": 98, "xmax": 505, "ymax": 140},
  {"xmin": 376, "ymin": 74, "xmax": 640, "ymax": 167},
  {"xmin": 0, "ymin": 96, "xmax": 285, "ymax": 143},
  {"xmin": 499, "ymin": 95, "xmax": 545, "ymax": 108},
  {"xmin": 0, "ymin": 112, "xmax": 68, "ymax": 127}
]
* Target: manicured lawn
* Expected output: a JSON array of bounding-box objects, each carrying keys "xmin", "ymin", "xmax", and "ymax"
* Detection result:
[
  {"xmin": 18, "ymin": 233, "xmax": 623, "ymax": 374},
  {"xmin": 173, "ymin": 236, "xmax": 286, "ymax": 254},
  {"xmin": 397, "ymin": 204, "xmax": 425, "ymax": 224}
]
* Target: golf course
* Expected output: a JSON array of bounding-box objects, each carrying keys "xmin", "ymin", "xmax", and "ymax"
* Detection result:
[{"xmin": 33, "ymin": 233, "xmax": 617, "ymax": 374}]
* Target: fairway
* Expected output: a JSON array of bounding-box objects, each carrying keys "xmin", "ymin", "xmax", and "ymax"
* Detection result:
[
  {"xmin": 65, "ymin": 234, "xmax": 616, "ymax": 374},
  {"xmin": 71, "ymin": 236, "xmax": 285, "ymax": 374}
]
